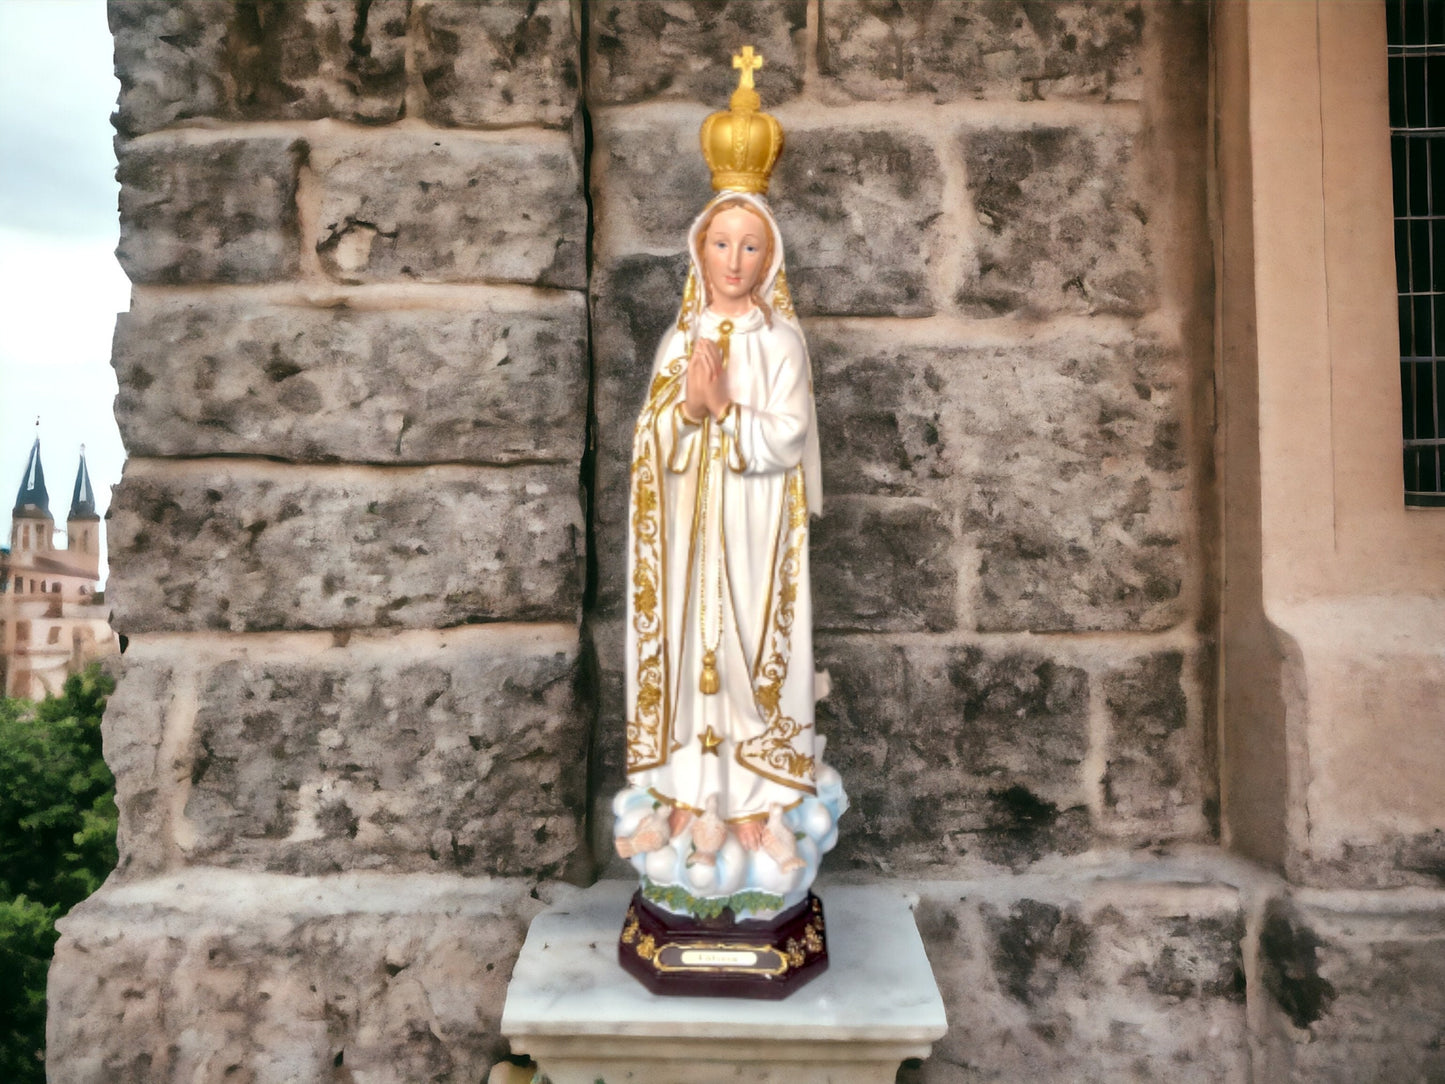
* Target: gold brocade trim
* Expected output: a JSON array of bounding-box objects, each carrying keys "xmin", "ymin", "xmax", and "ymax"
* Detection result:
[
  {"xmin": 737, "ymin": 466, "xmax": 815, "ymax": 793},
  {"xmin": 771, "ymin": 269, "xmax": 796, "ymax": 320},
  {"xmin": 677, "ymin": 270, "xmax": 700, "ymax": 334},
  {"xmin": 626, "ymin": 354, "xmax": 688, "ymax": 773}
]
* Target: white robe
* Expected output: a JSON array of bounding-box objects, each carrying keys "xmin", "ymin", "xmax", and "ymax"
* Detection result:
[{"xmin": 625, "ymin": 304, "xmax": 817, "ymax": 823}]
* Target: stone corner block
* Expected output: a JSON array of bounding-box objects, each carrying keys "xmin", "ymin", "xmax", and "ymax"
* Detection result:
[
  {"xmin": 110, "ymin": 0, "xmax": 408, "ymax": 135},
  {"xmin": 112, "ymin": 293, "xmax": 588, "ymax": 465},
  {"xmin": 48, "ymin": 871, "xmax": 566, "ymax": 1083},
  {"xmin": 107, "ymin": 461, "xmax": 582, "ymax": 634},
  {"xmin": 1254, "ymin": 895, "xmax": 1445, "ymax": 1083}
]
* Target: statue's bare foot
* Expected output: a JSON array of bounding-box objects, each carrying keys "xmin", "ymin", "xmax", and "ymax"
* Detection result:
[
  {"xmin": 735, "ymin": 820, "xmax": 765, "ymax": 851},
  {"xmin": 668, "ymin": 806, "xmax": 693, "ymax": 839}
]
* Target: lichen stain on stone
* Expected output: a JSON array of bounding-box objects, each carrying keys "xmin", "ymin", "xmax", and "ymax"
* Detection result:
[
  {"xmin": 1260, "ymin": 900, "xmax": 1338, "ymax": 1029},
  {"xmin": 985, "ymin": 898, "xmax": 1091, "ymax": 1006}
]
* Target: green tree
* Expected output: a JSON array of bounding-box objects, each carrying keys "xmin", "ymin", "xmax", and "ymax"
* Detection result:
[{"xmin": 0, "ymin": 666, "xmax": 117, "ymax": 1083}]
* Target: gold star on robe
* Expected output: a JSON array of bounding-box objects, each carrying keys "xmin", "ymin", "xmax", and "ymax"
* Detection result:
[{"xmin": 699, "ymin": 726, "xmax": 724, "ymax": 756}]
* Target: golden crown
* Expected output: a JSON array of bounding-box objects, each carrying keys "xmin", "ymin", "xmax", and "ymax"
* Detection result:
[{"xmin": 699, "ymin": 46, "xmax": 784, "ymax": 195}]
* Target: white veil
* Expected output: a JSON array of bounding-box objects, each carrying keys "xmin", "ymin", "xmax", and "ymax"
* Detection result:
[{"xmin": 674, "ymin": 190, "xmax": 823, "ymax": 517}]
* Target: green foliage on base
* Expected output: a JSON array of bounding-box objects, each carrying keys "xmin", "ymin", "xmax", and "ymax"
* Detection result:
[
  {"xmin": 639, "ymin": 876, "xmax": 784, "ymax": 920},
  {"xmin": 0, "ymin": 666, "xmax": 117, "ymax": 1084}
]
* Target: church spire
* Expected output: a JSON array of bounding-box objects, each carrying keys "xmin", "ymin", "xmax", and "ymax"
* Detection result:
[
  {"xmin": 69, "ymin": 445, "xmax": 97, "ymax": 520},
  {"xmin": 13, "ymin": 427, "xmax": 50, "ymax": 518}
]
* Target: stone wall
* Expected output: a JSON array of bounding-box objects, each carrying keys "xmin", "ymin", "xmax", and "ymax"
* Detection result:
[
  {"xmin": 44, "ymin": 2, "xmax": 1445, "ymax": 1083},
  {"xmin": 53, "ymin": 2, "xmax": 590, "ymax": 1080}
]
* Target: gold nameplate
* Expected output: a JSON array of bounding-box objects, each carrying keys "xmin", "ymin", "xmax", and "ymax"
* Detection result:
[{"xmin": 654, "ymin": 941, "xmax": 789, "ymax": 976}]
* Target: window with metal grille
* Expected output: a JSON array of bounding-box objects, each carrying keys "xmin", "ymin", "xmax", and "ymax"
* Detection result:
[{"xmin": 1389, "ymin": 0, "xmax": 1445, "ymax": 505}]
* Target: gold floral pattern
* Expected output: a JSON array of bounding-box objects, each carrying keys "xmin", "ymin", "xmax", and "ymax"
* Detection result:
[
  {"xmin": 771, "ymin": 268, "xmax": 796, "ymax": 320},
  {"xmin": 626, "ymin": 354, "xmax": 687, "ymax": 772},
  {"xmin": 677, "ymin": 270, "xmax": 699, "ymax": 334},
  {"xmin": 737, "ymin": 465, "xmax": 815, "ymax": 791}
]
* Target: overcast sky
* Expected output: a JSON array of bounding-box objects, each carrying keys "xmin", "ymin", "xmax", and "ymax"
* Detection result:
[{"xmin": 0, "ymin": 0, "xmax": 128, "ymax": 583}]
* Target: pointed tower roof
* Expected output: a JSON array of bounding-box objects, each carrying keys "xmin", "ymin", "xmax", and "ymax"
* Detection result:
[
  {"xmin": 69, "ymin": 445, "xmax": 98, "ymax": 520},
  {"xmin": 13, "ymin": 436, "xmax": 50, "ymax": 518}
]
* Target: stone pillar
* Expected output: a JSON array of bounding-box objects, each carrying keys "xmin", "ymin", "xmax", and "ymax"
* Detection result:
[
  {"xmin": 49, "ymin": 3, "xmax": 589, "ymax": 1080},
  {"xmin": 1214, "ymin": 2, "xmax": 1445, "ymax": 1078}
]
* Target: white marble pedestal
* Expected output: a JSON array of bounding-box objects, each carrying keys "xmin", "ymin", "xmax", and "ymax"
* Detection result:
[{"xmin": 500, "ymin": 881, "xmax": 947, "ymax": 1084}]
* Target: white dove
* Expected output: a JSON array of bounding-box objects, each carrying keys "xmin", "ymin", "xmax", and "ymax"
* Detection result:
[
  {"xmin": 688, "ymin": 795, "xmax": 727, "ymax": 867},
  {"xmin": 616, "ymin": 806, "xmax": 672, "ymax": 859},
  {"xmin": 760, "ymin": 803, "xmax": 805, "ymax": 873}
]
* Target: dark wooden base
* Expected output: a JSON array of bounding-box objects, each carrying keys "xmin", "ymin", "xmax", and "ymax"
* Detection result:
[{"xmin": 617, "ymin": 890, "xmax": 828, "ymax": 999}]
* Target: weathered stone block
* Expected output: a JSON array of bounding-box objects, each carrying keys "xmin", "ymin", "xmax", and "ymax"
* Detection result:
[
  {"xmin": 1103, "ymin": 651, "xmax": 1207, "ymax": 837},
  {"xmin": 810, "ymin": 328, "xmax": 953, "ymax": 497},
  {"xmin": 101, "ymin": 654, "xmax": 176, "ymax": 878},
  {"xmin": 817, "ymin": 638, "xmax": 1089, "ymax": 871},
  {"xmin": 116, "ymin": 136, "xmax": 303, "ymax": 284},
  {"xmin": 113, "ymin": 293, "xmax": 587, "ymax": 464},
  {"xmin": 911, "ymin": 878, "xmax": 1246, "ymax": 1082},
  {"xmin": 959, "ymin": 124, "xmax": 1153, "ymax": 318},
  {"xmin": 960, "ymin": 335, "xmax": 1188, "ymax": 632},
  {"xmin": 812, "ymin": 497, "xmax": 956, "ymax": 633},
  {"xmin": 120, "ymin": 631, "xmax": 585, "ymax": 879},
  {"xmin": 772, "ymin": 128, "xmax": 941, "ymax": 317},
  {"xmin": 588, "ymin": 0, "xmax": 806, "ymax": 107},
  {"xmin": 590, "ymin": 116, "xmax": 712, "ymax": 256},
  {"xmin": 110, "ymin": 0, "xmax": 409, "ymax": 136},
  {"xmin": 1256, "ymin": 897, "xmax": 1445, "ymax": 1082},
  {"xmin": 311, "ymin": 131, "xmax": 586, "ymax": 288},
  {"xmin": 48, "ymin": 871, "xmax": 559, "ymax": 1083},
  {"xmin": 107, "ymin": 461, "xmax": 582, "ymax": 633},
  {"xmin": 818, "ymin": 0, "xmax": 1144, "ymax": 104},
  {"xmin": 415, "ymin": 0, "xmax": 578, "ymax": 128}
]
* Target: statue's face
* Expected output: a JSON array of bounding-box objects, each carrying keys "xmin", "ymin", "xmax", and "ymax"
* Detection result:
[{"xmin": 702, "ymin": 205, "xmax": 769, "ymax": 315}]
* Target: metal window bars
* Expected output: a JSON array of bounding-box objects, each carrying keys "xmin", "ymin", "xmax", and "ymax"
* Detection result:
[{"xmin": 1389, "ymin": 0, "xmax": 1445, "ymax": 505}]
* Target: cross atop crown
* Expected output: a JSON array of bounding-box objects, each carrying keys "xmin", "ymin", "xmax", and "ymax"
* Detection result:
[
  {"xmin": 727, "ymin": 45, "xmax": 764, "ymax": 112},
  {"xmin": 732, "ymin": 46, "xmax": 763, "ymax": 90}
]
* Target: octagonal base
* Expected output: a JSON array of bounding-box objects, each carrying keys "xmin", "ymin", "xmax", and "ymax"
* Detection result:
[{"xmin": 618, "ymin": 890, "xmax": 828, "ymax": 998}]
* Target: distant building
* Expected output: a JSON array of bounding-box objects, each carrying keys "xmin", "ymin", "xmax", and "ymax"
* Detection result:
[{"xmin": 0, "ymin": 437, "xmax": 118, "ymax": 699}]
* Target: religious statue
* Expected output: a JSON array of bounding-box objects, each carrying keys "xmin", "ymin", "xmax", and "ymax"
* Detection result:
[{"xmin": 613, "ymin": 47, "xmax": 849, "ymax": 997}]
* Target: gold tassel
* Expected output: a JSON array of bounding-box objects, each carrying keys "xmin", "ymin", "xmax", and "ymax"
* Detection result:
[{"xmin": 699, "ymin": 650, "xmax": 720, "ymax": 695}]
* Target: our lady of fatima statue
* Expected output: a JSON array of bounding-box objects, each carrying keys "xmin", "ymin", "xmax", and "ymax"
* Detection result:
[{"xmin": 613, "ymin": 47, "xmax": 848, "ymax": 996}]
